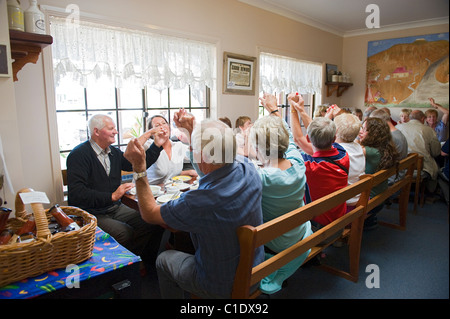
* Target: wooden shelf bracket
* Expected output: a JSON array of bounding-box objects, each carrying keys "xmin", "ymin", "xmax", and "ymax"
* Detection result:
[
  {"xmin": 325, "ymin": 82, "xmax": 353, "ymax": 97},
  {"xmin": 9, "ymin": 30, "xmax": 53, "ymax": 81}
]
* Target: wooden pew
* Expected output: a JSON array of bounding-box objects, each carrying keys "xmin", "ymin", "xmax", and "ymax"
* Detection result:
[
  {"xmin": 362, "ymin": 152, "xmax": 418, "ymax": 231},
  {"xmin": 232, "ymin": 176, "xmax": 373, "ymax": 299}
]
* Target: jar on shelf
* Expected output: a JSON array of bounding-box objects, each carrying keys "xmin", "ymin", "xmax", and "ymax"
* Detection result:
[{"xmin": 7, "ymin": 0, "xmax": 25, "ymax": 32}]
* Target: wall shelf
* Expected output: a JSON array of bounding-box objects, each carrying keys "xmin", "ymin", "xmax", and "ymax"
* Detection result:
[
  {"xmin": 325, "ymin": 81, "xmax": 353, "ymax": 97},
  {"xmin": 9, "ymin": 30, "xmax": 53, "ymax": 81}
]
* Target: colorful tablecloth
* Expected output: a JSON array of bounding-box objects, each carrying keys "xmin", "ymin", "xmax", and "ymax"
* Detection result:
[{"xmin": 0, "ymin": 227, "xmax": 141, "ymax": 299}]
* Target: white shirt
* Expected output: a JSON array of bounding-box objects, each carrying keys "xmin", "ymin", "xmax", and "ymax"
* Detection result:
[
  {"xmin": 339, "ymin": 141, "xmax": 366, "ymax": 205},
  {"xmin": 144, "ymin": 139, "xmax": 189, "ymax": 184},
  {"xmin": 89, "ymin": 139, "xmax": 111, "ymax": 176}
]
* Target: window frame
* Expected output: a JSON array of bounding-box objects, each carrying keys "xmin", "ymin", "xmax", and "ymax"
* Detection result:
[{"xmin": 56, "ymin": 84, "xmax": 210, "ymax": 168}]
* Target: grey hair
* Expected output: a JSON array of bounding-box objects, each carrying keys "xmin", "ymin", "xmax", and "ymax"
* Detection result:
[
  {"xmin": 306, "ymin": 117, "xmax": 336, "ymax": 150},
  {"xmin": 88, "ymin": 114, "xmax": 111, "ymax": 136},
  {"xmin": 191, "ymin": 119, "xmax": 236, "ymax": 165},
  {"xmin": 334, "ymin": 113, "xmax": 361, "ymax": 142},
  {"xmin": 249, "ymin": 116, "xmax": 289, "ymax": 162},
  {"xmin": 370, "ymin": 108, "xmax": 391, "ymax": 123}
]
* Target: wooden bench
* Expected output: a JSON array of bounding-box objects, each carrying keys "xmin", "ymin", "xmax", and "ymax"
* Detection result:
[
  {"xmin": 231, "ymin": 153, "xmax": 420, "ymax": 299},
  {"xmin": 411, "ymin": 155, "xmax": 425, "ymax": 213},
  {"xmin": 231, "ymin": 176, "xmax": 374, "ymax": 299},
  {"xmin": 362, "ymin": 152, "xmax": 419, "ymax": 230}
]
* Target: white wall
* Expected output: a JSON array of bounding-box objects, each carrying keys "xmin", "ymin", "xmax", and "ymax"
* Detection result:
[{"xmin": 0, "ymin": 0, "xmax": 25, "ymax": 207}]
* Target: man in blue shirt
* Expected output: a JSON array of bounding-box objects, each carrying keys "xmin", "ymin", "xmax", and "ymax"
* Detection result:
[{"xmin": 124, "ymin": 110, "xmax": 264, "ymax": 298}]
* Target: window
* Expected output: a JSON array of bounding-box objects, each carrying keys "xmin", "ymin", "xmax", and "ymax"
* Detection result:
[
  {"xmin": 258, "ymin": 91, "xmax": 315, "ymax": 127},
  {"xmin": 258, "ymin": 52, "xmax": 322, "ymax": 126},
  {"xmin": 50, "ymin": 17, "xmax": 215, "ymax": 169},
  {"xmin": 55, "ymin": 78, "xmax": 210, "ymax": 169}
]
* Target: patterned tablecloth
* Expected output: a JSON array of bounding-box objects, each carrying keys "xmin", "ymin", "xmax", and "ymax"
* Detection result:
[{"xmin": 0, "ymin": 227, "xmax": 141, "ymax": 299}]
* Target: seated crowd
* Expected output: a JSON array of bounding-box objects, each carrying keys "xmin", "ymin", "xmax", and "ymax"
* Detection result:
[{"xmin": 66, "ymin": 95, "xmax": 448, "ymax": 298}]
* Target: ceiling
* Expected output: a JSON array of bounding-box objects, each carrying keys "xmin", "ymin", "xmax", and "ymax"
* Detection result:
[{"xmin": 240, "ymin": 0, "xmax": 449, "ymax": 36}]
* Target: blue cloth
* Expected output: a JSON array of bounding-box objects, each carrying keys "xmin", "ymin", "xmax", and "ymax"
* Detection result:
[
  {"xmin": 160, "ymin": 156, "xmax": 264, "ymax": 297},
  {"xmin": 0, "ymin": 228, "xmax": 141, "ymax": 299},
  {"xmin": 435, "ymin": 121, "xmax": 448, "ymax": 143}
]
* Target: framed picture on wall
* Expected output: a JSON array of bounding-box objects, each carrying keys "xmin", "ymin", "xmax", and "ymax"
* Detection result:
[
  {"xmin": 326, "ymin": 63, "xmax": 337, "ymax": 82},
  {"xmin": 0, "ymin": 44, "xmax": 11, "ymax": 78},
  {"xmin": 223, "ymin": 52, "xmax": 256, "ymax": 95}
]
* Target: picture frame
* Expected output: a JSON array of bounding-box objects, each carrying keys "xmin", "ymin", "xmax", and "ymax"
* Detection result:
[
  {"xmin": 223, "ymin": 52, "xmax": 256, "ymax": 95},
  {"xmin": 0, "ymin": 43, "xmax": 11, "ymax": 78},
  {"xmin": 326, "ymin": 63, "xmax": 338, "ymax": 82}
]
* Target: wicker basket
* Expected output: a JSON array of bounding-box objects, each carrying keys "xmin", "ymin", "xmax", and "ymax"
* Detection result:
[{"xmin": 0, "ymin": 188, "xmax": 97, "ymax": 287}]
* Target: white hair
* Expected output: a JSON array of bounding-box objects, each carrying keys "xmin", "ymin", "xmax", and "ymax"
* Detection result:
[
  {"xmin": 88, "ymin": 114, "xmax": 111, "ymax": 136},
  {"xmin": 249, "ymin": 116, "xmax": 289, "ymax": 163}
]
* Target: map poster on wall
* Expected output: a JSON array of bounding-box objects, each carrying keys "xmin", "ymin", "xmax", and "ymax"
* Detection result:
[{"xmin": 365, "ymin": 32, "xmax": 449, "ymax": 108}]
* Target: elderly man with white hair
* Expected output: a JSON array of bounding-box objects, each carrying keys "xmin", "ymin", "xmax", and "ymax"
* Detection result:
[
  {"xmin": 124, "ymin": 109, "xmax": 264, "ymax": 299},
  {"xmin": 67, "ymin": 114, "xmax": 166, "ymax": 272}
]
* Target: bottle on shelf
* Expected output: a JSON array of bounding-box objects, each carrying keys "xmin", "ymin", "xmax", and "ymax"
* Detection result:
[{"xmin": 24, "ymin": 0, "xmax": 46, "ymax": 34}]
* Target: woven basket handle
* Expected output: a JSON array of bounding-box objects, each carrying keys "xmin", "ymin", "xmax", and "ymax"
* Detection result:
[{"xmin": 15, "ymin": 188, "xmax": 51, "ymax": 239}]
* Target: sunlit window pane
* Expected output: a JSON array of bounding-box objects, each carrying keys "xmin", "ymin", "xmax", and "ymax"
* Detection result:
[
  {"xmin": 170, "ymin": 87, "xmax": 189, "ymax": 109},
  {"xmin": 119, "ymin": 84, "xmax": 143, "ymax": 109},
  {"xmin": 57, "ymin": 112, "xmax": 88, "ymax": 152},
  {"xmin": 191, "ymin": 87, "xmax": 205, "ymax": 107},
  {"xmin": 60, "ymin": 151, "xmax": 70, "ymax": 170},
  {"xmin": 147, "ymin": 88, "xmax": 168, "ymax": 109},
  {"xmin": 55, "ymin": 78, "xmax": 85, "ymax": 111},
  {"xmin": 86, "ymin": 78, "xmax": 116, "ymax": 110},
  {"xmin": 190, "ymin": 109, "xmax": 207, "ymax": 122},
  {"xmin": 118, "ymin": 110, "xmax": 144, "ymax": 145}
]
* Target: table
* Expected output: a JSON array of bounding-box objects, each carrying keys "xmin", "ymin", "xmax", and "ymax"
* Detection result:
[
  {"xmin": 122, "ymin": 177, "xmax": 197, "ymax": 212},
  {"xmin": 122, "ymin": 181, "xmax": 196, "ymax": 254},
  {"xmin": 0, "ymin": 227, "xmax": 141, "ymax": 299}
]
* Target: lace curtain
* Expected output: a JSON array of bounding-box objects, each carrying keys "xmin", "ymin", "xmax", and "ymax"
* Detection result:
[
  {"xmin": 49, "ymin": 17, "xmax": 216, "ymax": 90},
  {"xmin": 259, "ymin": 53, "xmax": 322, "ymax": 94}
]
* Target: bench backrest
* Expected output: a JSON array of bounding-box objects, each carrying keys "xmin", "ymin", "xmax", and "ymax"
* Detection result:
[
  {"xmin": 361, "ymin": 152, "xmax": 418, "ymax": 230},
  {"xmin": 232, "ymin": 175, "xmax": 373, "ymax": 299}
]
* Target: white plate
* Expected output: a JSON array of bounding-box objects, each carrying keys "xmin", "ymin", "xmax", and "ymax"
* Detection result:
[
  {"xmin": 174, "ymin": 182, "xmax": 191, "ymax": 190},
  {"xmin": 157, "ymin": 193, "xmax": 180, "ymax": 204},
  {"xmin": 150, "ymin": 185, "xmax": 163, "ymax": 196},
  {"xmin": 128, "ymin": 186, "xmax": 163, "ymax": 196}
]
